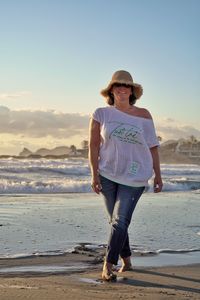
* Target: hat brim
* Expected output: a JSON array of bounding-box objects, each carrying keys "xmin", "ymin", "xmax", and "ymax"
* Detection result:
[{"xmin": 100, "ymin": 81, "xmax": 143, "ymax": 100}]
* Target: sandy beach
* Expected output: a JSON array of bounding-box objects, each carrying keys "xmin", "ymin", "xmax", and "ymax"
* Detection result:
[{"xmin": 0, "ymin": 249, "xmax": 200, "ymax": 300}]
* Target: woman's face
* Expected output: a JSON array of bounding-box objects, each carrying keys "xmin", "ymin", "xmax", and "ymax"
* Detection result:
[{"xmin": 111, "ymin": 83, "xmax": 132, "ymax": 104}]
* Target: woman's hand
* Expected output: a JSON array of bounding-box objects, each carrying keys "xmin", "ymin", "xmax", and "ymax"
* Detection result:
[
  {"xmin": 91, "ymin": 175, "xmax": 102, "ymax": 194},
  {"xmin": 153, "ymin": 176, "xmax": 163, "ymax": 193},
  {"xmin": 150, "ymin": 146, "xmax": 163, "ymax": 193}
]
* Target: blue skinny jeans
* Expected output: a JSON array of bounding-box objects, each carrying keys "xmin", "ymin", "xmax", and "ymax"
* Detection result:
[{"xmin": 100, "ymin": 175, "xmax": 145, "ymax": 265}]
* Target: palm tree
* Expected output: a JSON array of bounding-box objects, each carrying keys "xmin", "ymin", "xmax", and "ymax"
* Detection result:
[
  {"xmin": 188, "ymin": 136, "xmax": 198, "ymax": 157},
  {"xmin": 189, "ymin": 135, "xmax": 198, "ymax": 144},
  {"xmin": 70, "ymin": 145, "xmax": 77, "ymax": 155}
]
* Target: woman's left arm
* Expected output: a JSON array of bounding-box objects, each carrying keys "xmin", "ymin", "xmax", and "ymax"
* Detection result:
[{"xmin": 150, "ymin": 146, "xmax": 163, "ymax": 193}]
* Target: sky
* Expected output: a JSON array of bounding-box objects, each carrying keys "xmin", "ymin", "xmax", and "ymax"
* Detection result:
[{"xmin": 0, "ymin": 0, "xmax": 200, "ymax": 155}]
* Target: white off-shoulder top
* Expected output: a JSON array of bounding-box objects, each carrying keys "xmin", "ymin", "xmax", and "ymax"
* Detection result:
[{"xmin": 92, "ymin": 106, "xmax": 159, "ymax": 187}]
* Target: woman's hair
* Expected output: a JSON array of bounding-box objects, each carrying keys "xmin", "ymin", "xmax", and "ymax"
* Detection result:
[{"xmin": 106, "ymin": 86, "xmax": 137, "ymax": 106}]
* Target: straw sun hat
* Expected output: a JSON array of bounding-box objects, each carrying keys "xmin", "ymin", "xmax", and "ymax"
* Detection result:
[{"xmin": 100, "ymin": 70, "xmax": 143, "ymax": 100}]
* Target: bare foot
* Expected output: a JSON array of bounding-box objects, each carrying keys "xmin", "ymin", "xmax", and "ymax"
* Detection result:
[
  {"xmin": 118, "ymin": 256, "xmax": 132, "ymax": 273},
  {"xmin": 118, "ymin": 264, "xmax": 132, "ymax": 273},
  {"xmin": 102, "ymin": 262, "xmax": 117, "ymax": 281}
]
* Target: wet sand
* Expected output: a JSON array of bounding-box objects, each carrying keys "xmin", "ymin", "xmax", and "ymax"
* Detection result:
[{"xmin": 0, "ymin": 248, "xmax": 199, "ymax": 300}]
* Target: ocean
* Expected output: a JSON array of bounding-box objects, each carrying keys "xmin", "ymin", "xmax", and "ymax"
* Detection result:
[
  {"xmin": 0, "ymin": 158, "xmax": 200, "ymax": 267},
  {"xmin": 0, "ymin": 158, "xmax": 200, "ymax": 194}
]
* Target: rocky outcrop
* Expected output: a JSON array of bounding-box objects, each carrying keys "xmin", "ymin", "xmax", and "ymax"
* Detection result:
[
  {"xmin": 35, "ymin": 146, "xmax": 71, "ymax": 156},
  {"xmin": 19, "ymin": 148, "xmax": 32, "ymax": 157},
  {"xmin": 19, "ymin": 146, "xmax": 71, "ymax": 157}
]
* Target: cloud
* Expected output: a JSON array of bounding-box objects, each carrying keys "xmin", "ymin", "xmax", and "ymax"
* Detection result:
[
  {"xmin": 1, "ymin": 106, "xmax": 200, "ymax": 141},
  {"xmin": 0, "ymin": 106, "xmax": 90, "ymax": 138},
  {"xmin": 155, "ymin": 119, "xmax": 200, "ymax": 141},
  {"xmin": 0, "ymin": 91, "xmax": 31, "ymax": 99}
]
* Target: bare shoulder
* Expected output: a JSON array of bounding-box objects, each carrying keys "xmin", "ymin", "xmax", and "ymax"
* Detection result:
[{"xmin": 134, "ymin": 106, "xmax": 153, "ymax": 119}]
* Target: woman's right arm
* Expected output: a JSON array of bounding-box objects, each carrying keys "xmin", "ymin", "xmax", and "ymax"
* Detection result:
[{"xmin": 89, "ymin": 118, "xmax": 102, "ymax": 194}]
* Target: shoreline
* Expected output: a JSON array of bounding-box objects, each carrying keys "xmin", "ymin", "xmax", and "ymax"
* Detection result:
[
  {"xmin": 1, "ymin": 245, "xmax": 200, "ymax": 276},
  {"xmin": 1, "ymin": 242, "xmax": 200, "ymax": 271},
  {"xmin": 1, "ymin": 249, "xmax": 200, "ymax": 273}
]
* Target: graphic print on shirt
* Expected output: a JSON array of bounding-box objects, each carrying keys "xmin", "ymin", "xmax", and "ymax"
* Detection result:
[
  {"xmin": 129, "ymin": 161, "xmax": 140, "ymax": 175},
  {"xmin": 108, "ymin": 122, "xmax": 143, "ymax": 145}
]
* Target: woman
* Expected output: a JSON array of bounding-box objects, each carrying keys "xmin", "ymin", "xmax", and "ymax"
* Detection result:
[{"xmin": 89, "ymin": 70, "xmax": 163, "ymax": 281}]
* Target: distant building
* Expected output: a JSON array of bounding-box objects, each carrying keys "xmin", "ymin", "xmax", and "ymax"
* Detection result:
[{"xmin": 175, "ymin": 139, "xmax": 200, "ymax": 158}]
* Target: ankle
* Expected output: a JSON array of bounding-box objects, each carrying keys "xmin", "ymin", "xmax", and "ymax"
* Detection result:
[
  {"xmin": 103, "ymin": 262, "xmax": 113, "ymax": 271},
  {"xmin": 121, "ymin": 256, "xmax": 131, "ymax": 266}
]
